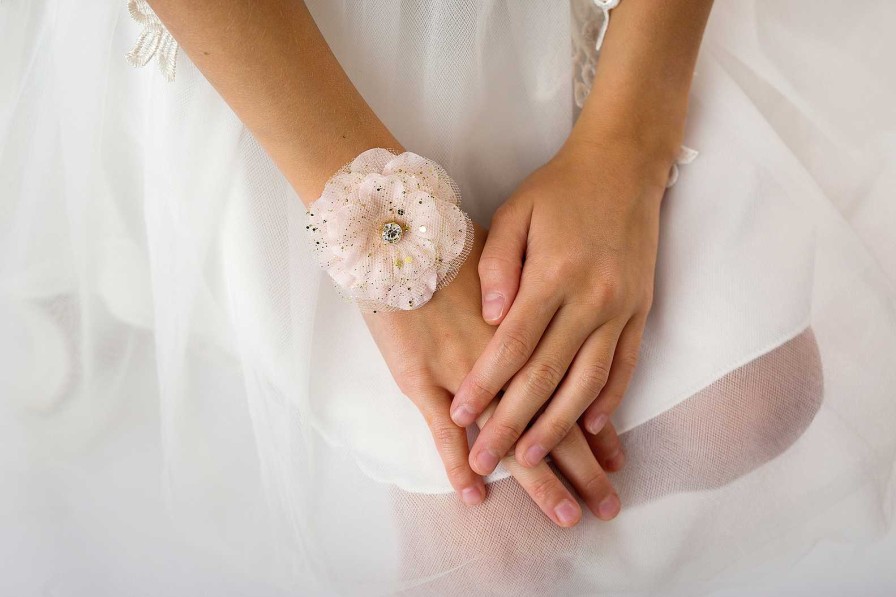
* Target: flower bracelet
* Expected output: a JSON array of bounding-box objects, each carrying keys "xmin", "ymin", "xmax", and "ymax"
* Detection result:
[{"xmin": 306, "ymin": 148, "xmax": 474, "ymax": 311}]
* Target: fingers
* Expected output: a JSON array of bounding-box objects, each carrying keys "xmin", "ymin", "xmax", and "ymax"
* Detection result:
[
  {"xmin": 470, "ymin": 308, "xmax": 592, "ymax": 475},
  {"xmin": 450, "ymin": 288, "xmax": 559, "ymax": 427},
  {"xmin": 514, "ymin": 322, "xmax": 624, "ymax": 467},
  {"xmin": 477, "ymin": 400, "xmax": 581, "ymax": 527},
  {"xmin": 585, "ymin": 421, "xmax": 625, "ymax": 472},
  {"xmin": 582, "ymin": 316, "xmax": 646, "ymax": 434},
  {"xmin": 478, "ymin": 202, "xmax": 531, "ymax": 325},
  {"xmin": 478, "ymin": 401, "xmax": 619, "ymax": 527},
  {"xmin": 418, "ymin": 388, "xmax": 486, "ymax": 506},
  {"xmin": 551, "ymin": 426, "xmax": 621, "ymax": 521},
  {"xmin": 503, "ymin": 456, "xmax": 583, "ymax": 528}
]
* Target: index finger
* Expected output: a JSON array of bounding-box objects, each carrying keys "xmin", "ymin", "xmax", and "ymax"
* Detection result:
[{"xmin": 450, "ymin": 287, "xmax": 560, "ymax": 427}]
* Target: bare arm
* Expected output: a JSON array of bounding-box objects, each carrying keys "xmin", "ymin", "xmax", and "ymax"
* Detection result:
[
  {"xmin": 572, "ymin": 0, "xmax": 715, "ymax": 170},
  {"xmin": 146, "ymin": 0, "xmax": 399, "ymax": 201}
]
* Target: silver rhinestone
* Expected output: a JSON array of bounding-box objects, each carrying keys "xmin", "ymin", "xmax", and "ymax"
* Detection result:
[{"xmin": 381, "ymin": 221, "xmax": 403, "ymax": 244}]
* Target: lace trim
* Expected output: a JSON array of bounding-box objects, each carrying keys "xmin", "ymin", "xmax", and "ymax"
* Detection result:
[
  {"xmin": 572, "ymin": 0, "xmax": 698, "ymax": 187},
  {"xmin": 572, "ymin": 0, "xmax": 618, "ymax": 111},
  {"xmin": 125, "ymin": 0, "xmax": 178, "ymax": 82}
]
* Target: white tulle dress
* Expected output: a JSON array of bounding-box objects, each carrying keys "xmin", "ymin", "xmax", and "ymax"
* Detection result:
[{"xmin": 2, "ymin": 1, "xmax": 895, "ymax": 595}]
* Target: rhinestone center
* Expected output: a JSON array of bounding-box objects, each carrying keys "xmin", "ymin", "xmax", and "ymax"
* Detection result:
[{"xmin": 381, "ymin": 221, "xmax": 404, "ymax": 244}]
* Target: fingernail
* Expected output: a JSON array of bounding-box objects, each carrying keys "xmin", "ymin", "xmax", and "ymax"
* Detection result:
[
  {"xmin": 598, "ymin": 494, "xmax": 621, "ymax": 520},
  {"xmin": 554, "ymin": 499, "xmax": 580, "ymax": 526},
  {"xmin": 587, "ymin": 413, "xmax": 608, "ymax": 435},
  {"xmin": 524, "ymin": 443, "xmax": 548, "ymax": 467},
  {"xmin": 461, "ymin": 485, "xmax": 484, "ymax": 506},
  {"xmin": 474, "ymin": 449, "xmax": 500, "ymax": 474},
  {"xmin": 483, "ymin": 293, "xmax": 505, "ymax": 322},
  {"xmin": 451, "ymin": 404, "xmax": 476, "ymax": 427}
]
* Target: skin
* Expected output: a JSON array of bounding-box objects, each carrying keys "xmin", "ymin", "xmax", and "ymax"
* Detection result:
[
  {"xmin": 146, "ymin": 0, "xmax": 715, "ymax": 527},
  {"xmin": 146, "ymin": 0, "xmax": 628, "ymax": 527},
  {"xmin": 364, "ymin": 224, "xmax": 619, "ymax": 525},
  {"xmin": 452, "ymin": 0, "xmax": 716, "ymax": 476}
]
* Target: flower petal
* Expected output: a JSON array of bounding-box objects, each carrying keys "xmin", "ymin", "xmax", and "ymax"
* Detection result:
[
  {"xmin": 384, "ymin": 268, "xmax": 438, "ymax": 311},
  {"xmin": 357, "ymin": 173, "xmax": 391, "ymax": 205},
  {"xmin": 385, "ymin": 152, "xmax": 461, "ymax": 205},
  {"xmin": 349, "ymin": 148, "xmax": 394, "ymax": 176},
  {"xmin": 320, "ymin": 171, "xmax": 364, "ymax": 207}
]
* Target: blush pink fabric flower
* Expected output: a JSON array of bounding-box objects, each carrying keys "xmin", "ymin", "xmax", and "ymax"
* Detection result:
[{"xmin": 307, "ymin": 149, "xmax": 474, "ymax": 311}]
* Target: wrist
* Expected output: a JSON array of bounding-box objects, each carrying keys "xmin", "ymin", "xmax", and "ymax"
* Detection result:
[
  {"xmin": 559, "ymin": 122, "xmax": 678, "ymax": 193},
  {"xmin": 277, "ymin": 127, "xmax": 403, "ymax": 203},
  {"xmin": 569, "ymin": 81, "xmax": 689, "ymax": 188}
]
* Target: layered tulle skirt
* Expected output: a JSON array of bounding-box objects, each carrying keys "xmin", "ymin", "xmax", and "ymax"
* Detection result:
[{"xmin": 1, "ymin": 1, "xmax": 895, "ymax": 594}]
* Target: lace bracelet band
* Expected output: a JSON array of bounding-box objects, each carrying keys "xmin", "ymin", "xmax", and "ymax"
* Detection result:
[{"xmin": 306, "ymin": 149, "xmax": 474, "ymax": 312}]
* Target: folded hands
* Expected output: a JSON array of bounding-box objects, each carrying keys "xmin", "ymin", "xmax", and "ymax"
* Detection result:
[{"xmin": 364, "ymin": 137, "xmax": 671, "ymax": 527}]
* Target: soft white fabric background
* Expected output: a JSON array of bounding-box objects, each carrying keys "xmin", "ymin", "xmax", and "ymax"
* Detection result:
[{"xmin": 1, "ymin": 0, "xmax": 895, "ymax": 595}]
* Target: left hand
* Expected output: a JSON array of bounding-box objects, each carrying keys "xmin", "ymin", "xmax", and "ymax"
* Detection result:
[{"xmin": 450, "ymin": 137, "xmax": 673, "ymax": 474}]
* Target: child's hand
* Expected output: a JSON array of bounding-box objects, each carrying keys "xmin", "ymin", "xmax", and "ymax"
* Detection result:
[
  {"xmin": 364, "ymin": 224, "xmax": 621, "ymax": 525},
  {"xmin": 451, "ymin": 139, "xmax": 670, "ymax": 475}
]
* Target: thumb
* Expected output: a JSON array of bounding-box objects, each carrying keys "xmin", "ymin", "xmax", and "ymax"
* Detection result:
[{"xmin": 478, "ymin": 202, "xmax": 529, "ymax": 325}]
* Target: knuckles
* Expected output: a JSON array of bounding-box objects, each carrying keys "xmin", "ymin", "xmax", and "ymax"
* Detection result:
[
  {"xmin": 580, "ymin": 472, "xmax": 610, "ymax": 500},
  {"xmin": 442, "ymin": 459, "xmax": 472, "ymax": 482},
  {"xmin": 526, "ymin": 474, "xmax": 559, "ymax": 504},
  {"xmin": 530, "ymin": 246, "xmax": 658, "ymax": 315},
  {"xmin": 524, "ymin": 360, "xmax": 566, "ymax": 396},
  {"xmin": 393, "ymin": 365, "xmax": 435, "ymax": 398},
  {"xmin": 428, "ymin": 421, "xmax": 460, "ymax": 448},
  {"xmin": 576, "ymin": 361, "xmax": 612, "ymax": 394},
  {"xmin": 494, "ymin": 331, "xmax": 532, "ymax": 367},
  {"xmin": 616, "ymin": 350, "xmax": 640, "ymax": 373},
  {"xmin": 584, "ymin": 279, "xmax": 624, "ymax": 311},
  {"xmin": 491, "ymin": 199, "xmax": 523, "ymax": 226},
  {"xmin": 542, "ymin": 416, "xmax": 575, "ymax": 443},
  {"xmin": 538, "ymin": 261, "xmax": 633, "ymax": 314},
  {"xmin": 478, "ymin": 253, "xmax": 522, "ymax": 281},
  {"xmin": 485, "ymin": 418, "xmax": 526, "ymax": 447},
  {"xmin": 539, "ymin": 261, "xmax": 572, "ymax": 288},
  {"xmin": 467, "ymin": 374, "xmax": 499, "ymax": 404}
]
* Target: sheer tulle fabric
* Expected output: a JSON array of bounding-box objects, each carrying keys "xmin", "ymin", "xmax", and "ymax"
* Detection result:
[{"xmin": 1, "ymin": 1, "xmax": 894, "ymax": 595}]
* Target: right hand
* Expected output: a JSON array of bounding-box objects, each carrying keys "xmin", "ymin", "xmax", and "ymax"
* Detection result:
[{"xmin": 363, "ymin": 224, "xmax": 623, "ymax": 526}]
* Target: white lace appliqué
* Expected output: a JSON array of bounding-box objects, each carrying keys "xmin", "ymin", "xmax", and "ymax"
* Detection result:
[
  {"xmin": 126, "ymin": 0, "xmax": 179, "ymax": 82},
  {"xmin": 572, "ymin": 0, "xmax": 698, "ymax": 187},
  {"xmin": 572, "ymin": 0, "xmax": 618, "ymax": 110}
]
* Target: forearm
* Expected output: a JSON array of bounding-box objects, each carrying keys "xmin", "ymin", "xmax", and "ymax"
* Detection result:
[
  {"xmin": 568, "ymin": 0, "xmax": 714, "ymax": 184},
  {"xmin": 146, "ymin": 0, "xmax": 401, "ymax": 203}
]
